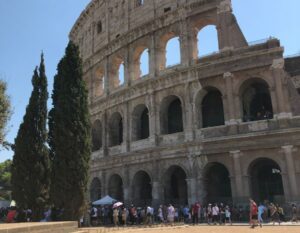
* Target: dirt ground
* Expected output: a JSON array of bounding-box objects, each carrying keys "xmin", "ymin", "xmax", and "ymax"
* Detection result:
[{"xmin": 116, "ymin": 225, "xmax": 300, "ymax": 233}]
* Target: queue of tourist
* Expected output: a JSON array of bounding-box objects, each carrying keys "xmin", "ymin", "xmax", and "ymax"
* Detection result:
[{"xmin": 89, "ymin": 200, "xmax": 300, "ymax": 227}]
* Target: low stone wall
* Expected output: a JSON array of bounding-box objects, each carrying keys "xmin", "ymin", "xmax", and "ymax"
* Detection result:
[{"xmin": 0, "ymin": 222, "xmax": 79, "ymax": 233}]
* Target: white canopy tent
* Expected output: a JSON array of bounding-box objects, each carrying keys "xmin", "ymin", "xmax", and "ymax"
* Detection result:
[{"xmin": 92, "ymin": 195, "xmax": 117, "ymax": 205}]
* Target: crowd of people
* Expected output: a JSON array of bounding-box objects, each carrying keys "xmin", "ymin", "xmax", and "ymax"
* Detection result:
[
  {"xmin": 89, "ymin": 200, "xmax": 300, "ymax": 227},
  {"xmin": 0, "ymin": 206, "xmax": 64, "ymax": 223}
]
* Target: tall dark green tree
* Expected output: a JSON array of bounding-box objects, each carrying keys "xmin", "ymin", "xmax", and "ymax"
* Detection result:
[
  {"xmin": 49, "ymin": 41, "xmax": 91, "ymax": 221},
  {"xmin": 11, "ymin": 54, "xmax": 50, "ymax": 220}
]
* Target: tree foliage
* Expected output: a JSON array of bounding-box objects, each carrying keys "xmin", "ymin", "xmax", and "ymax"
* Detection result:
[
  {"xmin": 0, "ymin": 80, "xmax": 11, "ymax": 148},
  {"xmin": 0, "ymin": 159, "xmax": 12, "ymax": 200},
  {"xmin": 11, "ymin": 54, "xmax": 50, "ymax": 220},
  {"xmin": 49, "ymin": 41, "xmax": 91, "ymax": 221}
]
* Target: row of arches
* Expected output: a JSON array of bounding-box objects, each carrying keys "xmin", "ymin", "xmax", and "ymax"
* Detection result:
[
  {"xmin": 93, "ymin": 26, "xmax": 219, "ymax": 97},
  {"xmin": 92, "ymin": 79, "xmax": 273, "ymax": 150},
  {"xmin": 90, "ymin": 158, "xmax": 284, "ymax": 205}
]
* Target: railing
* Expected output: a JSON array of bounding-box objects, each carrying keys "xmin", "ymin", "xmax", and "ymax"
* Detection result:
[
  {"xmin": 248, "ymin": 37, "xmax": 275, "ymax": 46},
  {"xmin": 284, "ymin": 52, "xmax": 300, "ymax": 59}
]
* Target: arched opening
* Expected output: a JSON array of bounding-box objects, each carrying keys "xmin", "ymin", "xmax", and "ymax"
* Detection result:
[
  {"xmin": 140, "ymin": 49, "xmax": 149, "ymax": 77},
  {"xmin": 90, "ymin": 178, "xmax": 101, "ymax": 202},
  {"xmin": 204, "ymin": 163, "xmax": 232, "ymax": 204},
  {"xmin": 161, "ymin": 96, "xmax": 183, "ymax": 134},
  {"xmin": 197, "ymin": 25, "xmax": 219, "ymax": 57},
  {"xmin": 164, "ymin": 166, "xmax": 188, "ymax": 205},
  {"xmin": 166, "ymin": 37, "xmax": 181, "ymax": 67},
  {"xmin": 168, "ymin": 98, "xmax": 183, "ymax": 133},
  {"xmin": 118, "ymin": 62, "xmax": 125, "ymax": 86},
  {"xmin": 94, "ymin": 68, "xmax": 104, "ymax": 97},
  {"xmin": 132, "ymin": 171, "xmax": 152, "ymax": 206},
  {"xmin": 202, "ymin": 89, "xmax": 225, "ymax": 128},
  {"xmin": 241, "ymin": 79, "xmax": 273, "ymax": 122},
  {"xmin": 132, "ymin": 105, "xmax": 149, "ymax": 141},
  {"xmin": 92, "ymin": 120, "xmax": 102, "ymax": 151},
  {"xmin": 108, "ymin": 174, "xmax": 124, "ymax": 201},
  {"xmin": 249, "ymin": 158, "xmax": 284, "ymax": 202},
  {"xmin": 109, "ymin": 112, "xmax": 123, "ymax": 147}
]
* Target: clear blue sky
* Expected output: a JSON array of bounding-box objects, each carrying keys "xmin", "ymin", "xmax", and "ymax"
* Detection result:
[{"xmin": 0, "ymin": 0, "xmax": 299, "ymax": 162}]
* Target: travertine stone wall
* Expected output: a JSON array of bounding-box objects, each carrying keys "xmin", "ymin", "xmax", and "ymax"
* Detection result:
[{"xmin": 71, "ymin": 0, "xmax": 300, "ymax": 206}]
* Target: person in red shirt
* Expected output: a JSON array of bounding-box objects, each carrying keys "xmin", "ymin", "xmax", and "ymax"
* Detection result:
[
  {"xmin": 192, "ymin": 202, "xmax": 200, "ymax": 224},
  {"xmin": 249, "ymin": 199, "xmax": 258, "ymax": 228},
  {"xmin": 6, "ymin": 208, "xmax": 17, "ymax": 223}
]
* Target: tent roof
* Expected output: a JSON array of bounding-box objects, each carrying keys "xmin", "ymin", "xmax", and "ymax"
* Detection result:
[{"xmin": 92, "ymin": 195, "xmax": 117, "ymax": 205}]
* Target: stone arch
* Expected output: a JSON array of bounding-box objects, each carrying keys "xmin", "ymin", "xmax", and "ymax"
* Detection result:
[
  {"xmin": 111, "ymin": 55, "xmax": 125, "ymax": 88},
  {"xmin": 160, "ymin": 95, "xmax": 184, "ymax": 134},
  {"xmin": 240, "ymin": 78, "xmax": 273, "ymax": 122},
  {"xmin": 248, "ymin": 158, "xmax": 284, "ymax": 202},
  {"xmin": 158, "ymin": 32, "xmax": 181, "ymax": 70},
  {"xmin": 133, "ymin": 46, "xmax": 149, "ymax": 80},
  {"xmin": 163, "ymin": 165, "xmax": 188, "ymax": 205},
  {"xmin": 90, "ymin": 177, "xmax": 102, "ymax": 202},
  {"xmin": 132, "ymin": 104, "xmax": 149, "ymax": 141},
  {"xmin": 195, "ymin": 87, "xmax": 224, "ymax": 128},
  {"xmin": 190, "ymin": 16, "xmax": 217, "ymax": 59},
  {"xmin": 197, "ymin": 25, "xmax": 219, "ymax": 57},
  {"xmin": 108, "ymin": 112, "xmax": 123, "ymax": 147},
  {"xmin": 92, "ymin": 119, "xmax": 102, "ymax": 151},
  {"xmin": 108, "ymin": 174, "xmax": 124, "ymax": 201},
  {"xmin": 203, "ymin": 162, "xmax": 232, "ymax": 204},
  {"xmin": 132, "ymin": 170, "xmax": 152, "ymax": 206},
  {"xmin": 94, "ymin": 67, "xmax": 105, "ymax": 97}
]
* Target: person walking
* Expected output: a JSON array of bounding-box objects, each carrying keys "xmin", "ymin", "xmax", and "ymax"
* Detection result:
[
  {"xmin": 158, "ymin": 205, "xmax": 164, "ymax": 223},
  {"xmin": 192, "ymin": 202, "xmax": 200, "ymax": 224},
  {"xmin": 269, "ymin": 203, "xmax": 280, "ymax": 225},
  {"xmin": 113, "ymin": 208, "xmax": 119, "ymax": 227},
  {"xmin": 167, "ymin": 204, "xmax": 175, "ymax": 226},
  {"xmin": 258, "ymin": 203, "xmax": 265, "ymax": 227},
  {"xmin": 291, "ymin": 204, "xmax": 298, "ymax": 223},
  {"xmin": 225, "ymin": 206, "xmax": 232, "ymax": 225},
  {"xmin": 122, "ymin": 208, "xmax": 127, "ymax": 226},
  {"xmin": 249, "ymin": 199, "xmax": 258, "ymax": 228},
  {"xmin": 212, "ymin": 203, "xmax": 219, "ymax": 225},
  {"xmin": 207, "ymin": 204, "xmax": 212, "ymax": 225}
]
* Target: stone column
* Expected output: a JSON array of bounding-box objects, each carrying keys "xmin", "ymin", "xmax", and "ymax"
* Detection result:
[
  {"xmin": 271, "ymin": 59, "xmax": 292, "ymax": 119},
  {"xmin": 152, "ymin": 181, "xmax": 162, "ymax": 208},
  {"xmin": 282, "ymin": 145, "xmax": 299, "ymax": 200},
  {"xmin": 104, "ymin": 56, "xmax": 110, "ymax": 95},
  {"xmin": 149, "ymin": 33, "xmax": 157, "ymax": 78},
  {"xmin": 230, "ymin": 150, "xmax": 244, "ymax": 199},
  {"xmin": 122, "ymin": 102, "xmax": 130, "ymax": 153},
  {"xmin": 185, "ymin": 83, "xmax": 194, "ymax": 141},
  {"xmin": 148, "ymin": 92, "xmax": 157, "ymax": 145},
  {"xmin": 186, "ymin": 178, "xmax": 197, "ymax": 205},
  {"xmin": 124, "ymin": 48, "xmax": 131, "ymax": 87},
  {"xmin": 102, "ymin": 111, "xmax": 108, "ymax": 157},
  {"xmin": 179, "ymin": 19, "xmax": 192, "ymax": 66},
  {"xmin": 196, "ymin": 174, "xmax": 206, "ymax": 203},
  {"xmin": 224, "ymin": 72, "xmax": 238, "ymax": 125}
]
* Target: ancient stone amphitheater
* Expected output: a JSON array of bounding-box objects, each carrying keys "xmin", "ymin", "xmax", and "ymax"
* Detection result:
[{"xmin": 70, "ymin": 0, "xmax": 300, "ymax": 207}]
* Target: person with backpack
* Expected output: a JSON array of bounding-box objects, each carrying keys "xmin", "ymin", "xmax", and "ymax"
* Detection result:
[{"xmin": 249, "ymin": 199, "xmax": 258, "ymax": 228}]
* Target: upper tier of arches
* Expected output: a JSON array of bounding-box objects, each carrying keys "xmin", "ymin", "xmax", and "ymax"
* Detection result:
[{"xmin": 91, "ymin": 77, "xmax": 279, "ymax": 152}]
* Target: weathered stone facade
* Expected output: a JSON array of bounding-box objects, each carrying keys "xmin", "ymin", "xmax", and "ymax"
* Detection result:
[{"xmin": 70, "ymin": 0, "xmax": 300, "ymax": 207}]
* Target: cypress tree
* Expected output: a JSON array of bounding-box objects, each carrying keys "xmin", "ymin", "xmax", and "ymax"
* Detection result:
[
  {"xmin": 49, "ymin": 41, "xmax": 91, "ymax": 220},
  {"xmin": 11, "ymin": 54, "xmax": 50, "ymax": 220}
]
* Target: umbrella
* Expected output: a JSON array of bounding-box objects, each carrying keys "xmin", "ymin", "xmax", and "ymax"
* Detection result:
[
  {"xmin": 113, "ymin": 202, "xmax": 123, "ymax": 208},
  {"xmin": 92, "ymin": 195, "xmax": 117, "ymax": 205}
]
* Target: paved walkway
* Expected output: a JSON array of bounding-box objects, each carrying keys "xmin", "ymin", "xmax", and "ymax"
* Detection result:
[{"xmin": 82, "ymin": 223, "xmax": 300, "ymax": 233}]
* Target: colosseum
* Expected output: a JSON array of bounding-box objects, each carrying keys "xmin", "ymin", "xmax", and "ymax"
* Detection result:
[{"xmin": 70, "ymin": 0, "xmax": 300, "ymax": 207}]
